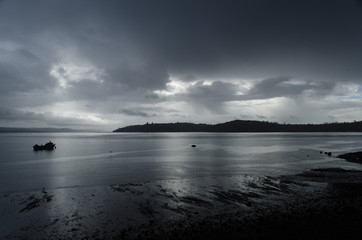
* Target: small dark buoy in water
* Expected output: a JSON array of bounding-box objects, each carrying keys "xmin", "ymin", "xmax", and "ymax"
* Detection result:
[
  {"xmin": 327, "ymin": 152, "xmax": 332, "ymax": 156},
  {"xmin": 191, "ymin": 145, "xmax": 196, "ymax": 148}
]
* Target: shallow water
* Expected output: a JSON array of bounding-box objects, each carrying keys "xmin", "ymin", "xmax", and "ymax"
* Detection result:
[
  {"xmin": 0, "ymin": 132, "xmax": 361, "ymax": 193},
  {"xmin": 0, "ymin": 174, "xmax": 328, "ymax": 240}
]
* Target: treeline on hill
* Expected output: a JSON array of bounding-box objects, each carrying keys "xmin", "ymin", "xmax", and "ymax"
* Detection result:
[{"xmin": 113, "ymin": 120, "xmax": 362, "ymax": 132}]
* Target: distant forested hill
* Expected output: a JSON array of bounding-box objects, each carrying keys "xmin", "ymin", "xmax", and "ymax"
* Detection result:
[
  {"xmin": 114, "ymin": 122, "xmax": 211, "ymax": 132},
  {"xmin": 113, "ymin": 120, "xmax": 362, "ymax": 132}
]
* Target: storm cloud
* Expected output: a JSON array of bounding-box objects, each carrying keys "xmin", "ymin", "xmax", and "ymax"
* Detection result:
[
  {"xmin": 119, "ymin": 108, "xmax": 157, "ymax": 118},
  {"xmin": 0, "ymin": 0, "xmax": 361, "ymax": 129},
  {"xmin": 241, "ymin": 77, "xmax": 336, "ymax": 100}
]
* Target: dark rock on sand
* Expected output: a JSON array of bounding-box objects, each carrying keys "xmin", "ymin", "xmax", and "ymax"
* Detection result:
[
  {"xmin": 324, "ymin": 151, "xmax": 332, "ymax": 156},
  {"xmin": 337, "ymin": 152, "xmax": 362, "ymax": 164}
]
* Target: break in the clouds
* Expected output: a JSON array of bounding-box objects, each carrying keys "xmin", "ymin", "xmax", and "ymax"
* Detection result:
[{"xmin": 0, "ymin": 0, "xmax": 362, "ymax": 130}]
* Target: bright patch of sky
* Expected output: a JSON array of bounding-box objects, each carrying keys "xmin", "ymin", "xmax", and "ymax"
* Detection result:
[{"xmin": 50, "ymin": 62, "xmax": 105, "ymax": 88}]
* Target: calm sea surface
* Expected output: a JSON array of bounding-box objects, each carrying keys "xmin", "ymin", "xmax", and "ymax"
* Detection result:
[{"xmin": 0, "ymin": 132, "xmax": 361, "ymax": 193}]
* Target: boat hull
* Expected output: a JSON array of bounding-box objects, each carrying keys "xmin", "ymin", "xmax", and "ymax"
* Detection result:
[{"xmin": 33, "ymin": 142, "xmax": 56, "ymax": 151}]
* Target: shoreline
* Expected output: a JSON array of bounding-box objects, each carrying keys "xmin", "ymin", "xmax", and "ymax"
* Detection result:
[
  {"xmin": 129, "ymin": 168, "xmax": 362, "ymax": 240},
  {"xmin": 1, "ymin": 167, "xmax": 362, "ymax": 239},
  {"xmin": 1, "ymin": 151, "xmax": 362, "ymax": 239}
]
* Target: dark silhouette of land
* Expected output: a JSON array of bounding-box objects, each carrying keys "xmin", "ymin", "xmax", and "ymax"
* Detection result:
[
  {"xmin": 113, "ymin": 120, "xmax": 362, "ymax": 132},
  {"xmin": 338, "ymin": 152, "xmax": 362, "ymax": 164}
]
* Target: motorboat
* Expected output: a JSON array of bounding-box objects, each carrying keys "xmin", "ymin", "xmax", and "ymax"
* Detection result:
[{"xmin": 33, "ymin": 141, "xmax": 56, "ymax": 151}]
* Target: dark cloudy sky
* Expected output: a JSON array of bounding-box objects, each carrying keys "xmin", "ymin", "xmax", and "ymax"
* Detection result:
[{"xmin": 0, "ymin": 0, "xmax": 361, "ymax": 130}]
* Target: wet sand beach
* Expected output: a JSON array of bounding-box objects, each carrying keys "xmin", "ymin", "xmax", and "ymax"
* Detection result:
[{"xmin": 1, "ymin": 165, "xmax": 362, "ymax": 240}]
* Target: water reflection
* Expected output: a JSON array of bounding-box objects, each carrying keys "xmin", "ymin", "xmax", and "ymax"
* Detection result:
[{"xmin": 1, "ymin": 132, "xmax": 362, "ymax": 193}]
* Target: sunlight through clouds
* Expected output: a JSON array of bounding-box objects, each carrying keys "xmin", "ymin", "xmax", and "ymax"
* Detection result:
[
  {"xmin": 153, "ymin": 76, "xmax": 194, "ymax": 97},
  {"xmin": 50, "ymin": 62, "xmax": 105, "ymax": 88}
]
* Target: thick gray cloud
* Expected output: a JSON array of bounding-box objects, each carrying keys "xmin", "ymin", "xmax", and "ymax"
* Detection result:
[
  {"xmin": 107, "ymin": 61, "xmax": 170, "ymax": 90},
  {"xmin": 0, "ymin": 48, "xmax": 56, "ymax": 95},
  {"xmin": 175, "ymin": 76, "xmax": 338, "ymax": 112},
  {"xmin": 242, "ymin": 77, "xmax": 336, "ymax": 100},
  {"xmin": 0, "ymin": 0, "xmax": 361, "ymax": 129},
  {"xmin": 119, "ymin": 109, "xmax": 157, "ymax": 118},
  {"xmin": 183, "ymin": 81, "xmax": 239, "ymax": 113}
]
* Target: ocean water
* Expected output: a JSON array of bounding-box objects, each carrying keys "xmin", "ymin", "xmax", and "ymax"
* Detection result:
[{"xmin": 0, "ymin": 132, "xmax": 361, "ymax": 194}]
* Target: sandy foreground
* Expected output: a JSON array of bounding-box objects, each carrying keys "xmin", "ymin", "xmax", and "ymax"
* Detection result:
[{"xmin": 1, "ymin": 165, "xmax": 362, "ymax": 239}]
